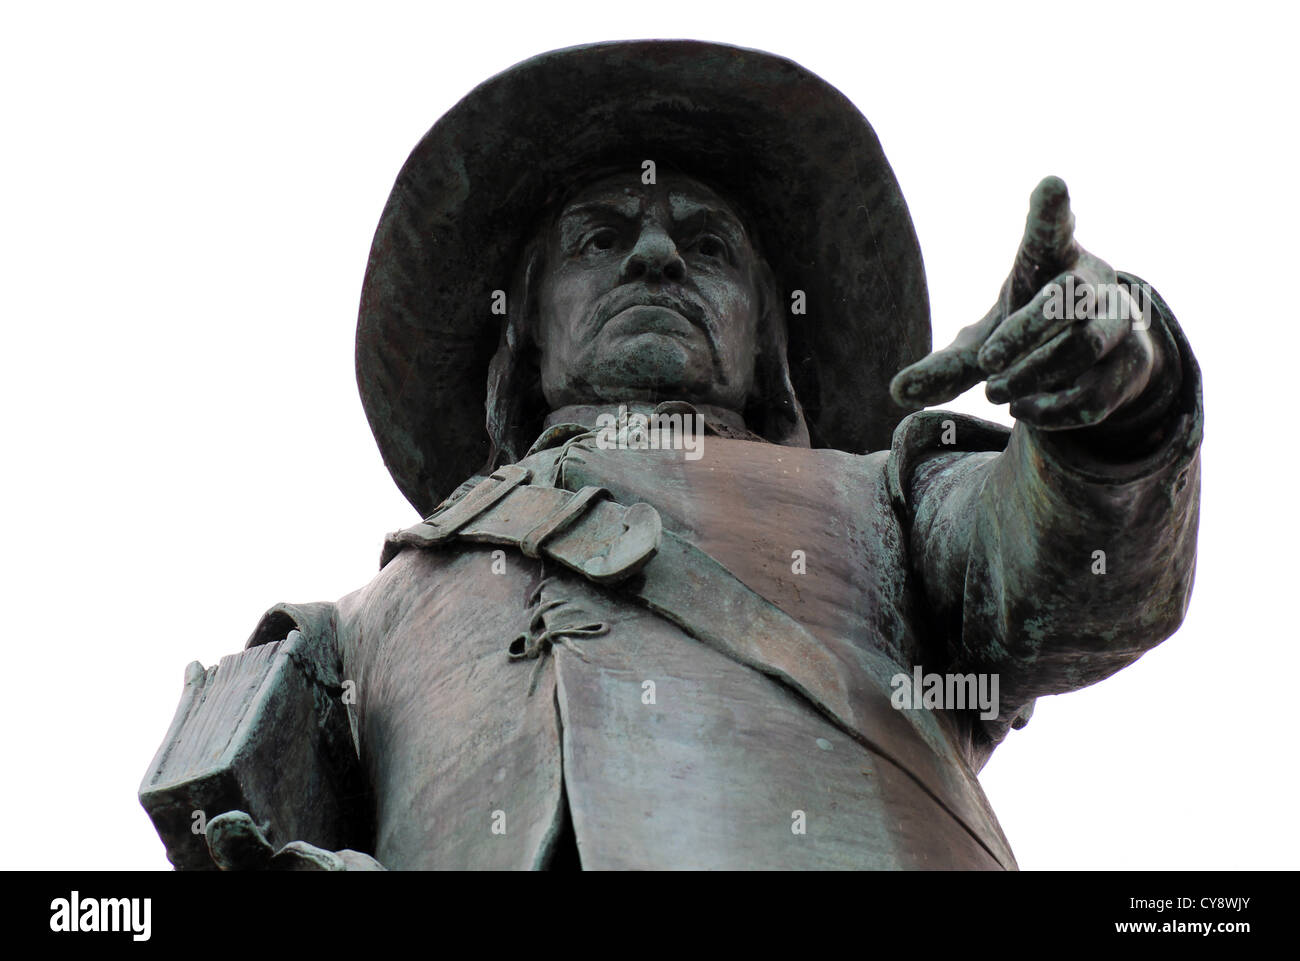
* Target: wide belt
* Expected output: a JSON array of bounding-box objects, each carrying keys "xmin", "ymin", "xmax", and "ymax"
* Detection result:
[{"xmin": 381, "ymin": 465, "xmax": 1016, "ymax": 869}]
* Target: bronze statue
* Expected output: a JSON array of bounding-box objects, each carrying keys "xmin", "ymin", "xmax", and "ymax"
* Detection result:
[{"xmin": 140, "ymin": 40, "xmax": 1201, "ymax": 870}]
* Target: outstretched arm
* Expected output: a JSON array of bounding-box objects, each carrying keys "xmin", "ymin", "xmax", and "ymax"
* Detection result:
[{"xmin": 889, "ymin": 178, "xmax": 1202, "ymax": 739}]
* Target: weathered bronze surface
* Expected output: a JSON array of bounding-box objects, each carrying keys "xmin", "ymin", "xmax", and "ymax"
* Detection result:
[{"xmin": 140, "ymin": 40, "xmax": 1201, "ymax": 870}]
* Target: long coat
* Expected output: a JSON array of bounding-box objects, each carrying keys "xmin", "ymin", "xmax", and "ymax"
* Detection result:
[{"xmin": 236, "ymin": 292, "xmax": 1201, "ymax": 871}]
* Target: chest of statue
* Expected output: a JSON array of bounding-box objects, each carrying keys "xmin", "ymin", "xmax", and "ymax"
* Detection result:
[
  {"xmin": 333, "ymin": 435, "xmax": 1011, "ymax": 870},
  {"xmin": 515, "ymin": 433, "xmax": 923, "ymax": 668}
]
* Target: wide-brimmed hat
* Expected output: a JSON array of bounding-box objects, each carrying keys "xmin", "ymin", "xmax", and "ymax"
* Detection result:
[{"xmin": 357, "ymin": 40, "xmax": 931, "ymax": 516}]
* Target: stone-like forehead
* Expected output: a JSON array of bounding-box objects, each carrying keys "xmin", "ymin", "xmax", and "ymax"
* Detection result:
[{"xmin": 557, "ymin": 171, "xmax": 744, "ymax": 223}]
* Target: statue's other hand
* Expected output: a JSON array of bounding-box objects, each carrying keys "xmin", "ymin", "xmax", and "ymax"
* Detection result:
[
  {"xmin": 204, "ymin": 810, "xmax": 385, "ymax": 871},
  {"xmin": 890, "ymin": 176, "xmax": 1161, "ymax": 431}
]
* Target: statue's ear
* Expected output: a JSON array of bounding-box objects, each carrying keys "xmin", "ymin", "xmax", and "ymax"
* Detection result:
[
  {"xmin": 518, "ymin": 252, "xmax": 539, "ymax": 350},
  {"xmin": 485, "ymin": 239, "xmax": 548, "ymax": 469},
  {"xmin": 749, "ymin": 259, "xmax": 811, "ymax": 447},
  {"xmin": 509, "ymin": 238, "xmax": 546, "ymax": 355}
]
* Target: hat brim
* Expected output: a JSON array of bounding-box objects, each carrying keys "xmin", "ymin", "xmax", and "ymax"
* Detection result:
[{"xmin": 357, "ymin": 40, "xmax": 931, "ymax": 515}]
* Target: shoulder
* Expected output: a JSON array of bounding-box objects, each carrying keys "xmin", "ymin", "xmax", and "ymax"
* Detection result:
[
  {"xmin": 246, "ymin": 600, "xmax": 339, "ymax": 652},
  {"xmin": 885, "ymin": 411, "xmax": 1009, "ymax": 518}
]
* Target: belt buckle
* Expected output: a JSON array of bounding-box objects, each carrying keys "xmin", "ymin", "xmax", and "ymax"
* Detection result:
[
  {"xmin": 544, "ymin": 495, "xmax": 663, "ymax": 585},
  {"xmin": 520, "ymin": 485, "xmax": 608, "ymax": 558},
  {"xmin": 518, "ymin": 484, "xmax": 661, "ymax": 584},
  {"xmin": 384, "ymin": 463, "xmax": 662, "ymax": 583},
  {"xmin": 578, "ymin": 501, "xmax": 662, "ymax": 584}
]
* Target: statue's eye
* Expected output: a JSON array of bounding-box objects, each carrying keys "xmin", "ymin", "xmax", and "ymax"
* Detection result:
[
  {"xmin": 583, "ymin": 228, "xmax": 620, "ymax": 253},
  {"xmin": 693, "ymin": 235, "xmax": 728, "ymax": 260}
]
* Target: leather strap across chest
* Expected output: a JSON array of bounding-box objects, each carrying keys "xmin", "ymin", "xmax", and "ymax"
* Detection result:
[{"xmin": 381, "ymin": 465, "xmax": 1016, "ymax": 869}]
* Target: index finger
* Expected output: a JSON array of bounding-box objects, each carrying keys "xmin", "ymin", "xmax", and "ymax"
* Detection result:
[{"xmin": 1014, "ymin": 176, "xmax": 1077, "ymax": 287}]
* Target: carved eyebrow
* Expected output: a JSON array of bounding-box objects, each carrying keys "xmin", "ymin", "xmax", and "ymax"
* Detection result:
[
  {"xmin": 669, "ymin": 195, "xmax": 748, "ymax": 247},
  {"xmin": 555, "ymin": 197, "xmax": 642, "ymax": 250}
]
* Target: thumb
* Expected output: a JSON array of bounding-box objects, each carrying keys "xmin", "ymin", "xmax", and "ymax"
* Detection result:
[
  {"xmin": 205, "ymin": 811, "xmax": 275, "ymax": 871},
  {"xmin": 270, "ymin": 841, "xmax": 348, "ymax": 871},
  {"xmin": 890, "ymin": 302, "xmax": 1002, "ymax": 407}
]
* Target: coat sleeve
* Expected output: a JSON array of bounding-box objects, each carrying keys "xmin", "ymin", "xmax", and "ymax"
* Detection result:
[{"xmin": 887, "ymin": 276, "xmax": 1202, "ymax": 746}]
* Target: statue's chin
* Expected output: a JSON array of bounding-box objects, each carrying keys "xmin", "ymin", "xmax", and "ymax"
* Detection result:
[{"xmin": 585, "ymin": 334, "xmax": 711, "ymax": 401}]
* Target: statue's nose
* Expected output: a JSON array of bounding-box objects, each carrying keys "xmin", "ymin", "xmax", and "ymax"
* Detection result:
[{"xmin": 621, "ymin": 227, "xmax": 686, "ymax": 284}]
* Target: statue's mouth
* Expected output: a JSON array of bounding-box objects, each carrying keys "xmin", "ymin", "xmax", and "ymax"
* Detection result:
[
  {"xmin": 596, "ymin": 288, "xmax": 708, "ymax": 339},
  {"xmin": 605, "ymin": 304, "xmax": 699, "ymax": 340}
]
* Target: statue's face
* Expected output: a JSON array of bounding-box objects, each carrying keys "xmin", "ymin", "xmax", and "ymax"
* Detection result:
[{"xmin": 535, "ymin": 171, "xmax": 761, "ymax": 411}]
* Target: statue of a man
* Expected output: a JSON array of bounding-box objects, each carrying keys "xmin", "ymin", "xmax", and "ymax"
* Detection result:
[{"xmin": 141, "ymin": 41, "xmax": 1201, "ymax": 870}]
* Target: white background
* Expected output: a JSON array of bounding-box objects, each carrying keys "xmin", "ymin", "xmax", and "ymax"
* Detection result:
[{"xmin": 3, "ymin": 1, "xmax": 1296, "ymax": 870}]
